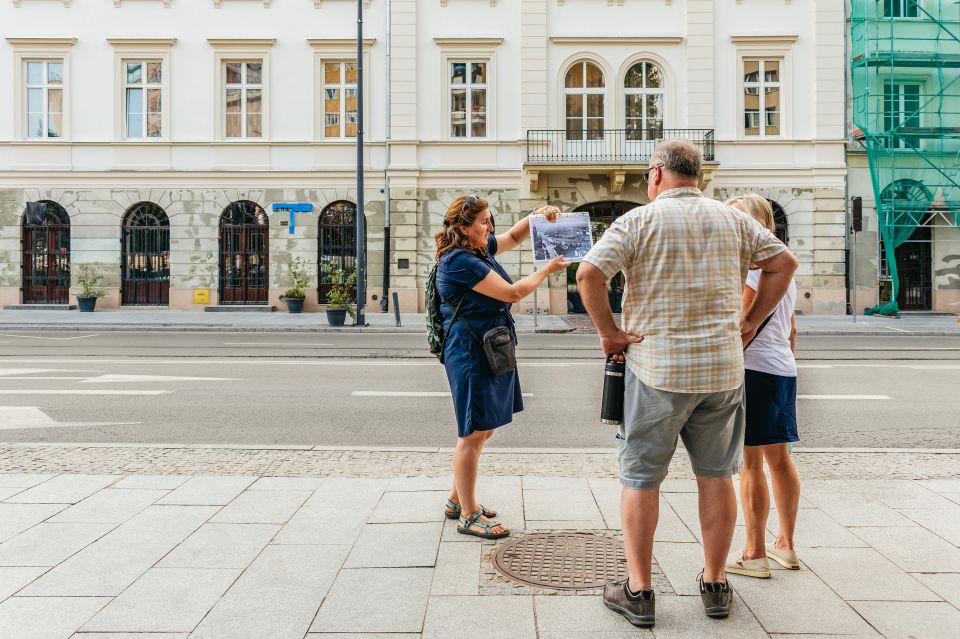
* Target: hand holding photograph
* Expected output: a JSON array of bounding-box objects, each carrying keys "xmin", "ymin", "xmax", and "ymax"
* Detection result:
[{"xmin": 530, "ymin": 211, "xmax": 593, "ymax": 265}]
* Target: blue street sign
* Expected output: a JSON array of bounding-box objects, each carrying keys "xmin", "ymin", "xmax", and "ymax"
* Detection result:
[{"xmin": 271, "ymin": 203, "xmax": 313, "ymax": 235}]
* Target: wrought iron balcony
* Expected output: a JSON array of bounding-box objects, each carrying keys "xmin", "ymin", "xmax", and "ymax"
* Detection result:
[{"xmin": 525, "ymin": 128, "xmax": 715, "ymax": 165}]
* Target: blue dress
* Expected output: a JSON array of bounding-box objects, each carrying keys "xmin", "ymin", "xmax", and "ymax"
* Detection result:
[{"xmin": 437, "ymin": 234, "xmax": 523, "ymax": 438}]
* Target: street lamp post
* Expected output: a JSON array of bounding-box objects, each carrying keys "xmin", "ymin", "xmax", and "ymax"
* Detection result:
[{"xmin": 354, "ymin": 0, "xmax": 367, "ymax": 326}]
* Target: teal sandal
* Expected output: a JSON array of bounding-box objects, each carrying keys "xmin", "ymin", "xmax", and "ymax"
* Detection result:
[
  {"xmin": 457, "ymin": 508, "xmax": 510, "ymax": 540},
  {"xmin": 444, "ymin": 499, "xmax": 496, "ymax": 520}
]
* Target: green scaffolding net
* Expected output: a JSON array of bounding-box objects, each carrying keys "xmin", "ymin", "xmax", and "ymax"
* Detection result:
[{"xmin": 850, "ymin": 0, "xmax": 960, "ymax": 316}]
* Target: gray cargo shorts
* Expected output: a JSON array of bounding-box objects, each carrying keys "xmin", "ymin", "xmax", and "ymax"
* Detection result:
[{"xmin": 616, "ymin": 366, "xmax": 745, "ymax": 490}]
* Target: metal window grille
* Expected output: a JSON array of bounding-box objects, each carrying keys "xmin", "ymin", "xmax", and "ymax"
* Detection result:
[
  {"xmin": 21, "ymin": 201, "xmax": 70, "ymax": 304},
  {"xmin": 122, "ymin": 202, "xmax": 170, "ymax": 306},
  {"xmin": 318, "ymin": 201, "xmax": 357, "ymax": 303},
  {"xmin": 218, "ymin": 201, "xmax": 269, "ymax": 304}
]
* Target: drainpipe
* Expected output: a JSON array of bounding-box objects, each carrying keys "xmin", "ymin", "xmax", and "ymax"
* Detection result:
[
  {"xmin": 844, "ymin": 0, "xmax": 855, "ymax": 322},
  {"xmin": 380, "ymin": 0, "xmax": 392, "ymax": 313}
]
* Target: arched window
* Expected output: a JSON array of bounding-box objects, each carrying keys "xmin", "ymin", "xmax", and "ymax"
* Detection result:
[
  {"xmin": 624, "ymin": 61, "xmax": 665, "ymax": 141},
  {"xmin": 565, "ymin": 61, "xmax": 605, "ymax": 141},
  {"xmin": 122, "ymin": 202, "xmax": 170, "ymax": 306},
  {"xmin": 318, "ymin": 201, "xmax": 357, "ymax": 302},
  {"xmin": 767, "ymin": 199, "xmax": 788, "ymax": 244},
  {"xmin": 22, "ymin": 201, "xmax": 70, "ymax": 304},
  {"xmin": 219, "ymin": 201, "xmax": 269, "ymax": 304}
]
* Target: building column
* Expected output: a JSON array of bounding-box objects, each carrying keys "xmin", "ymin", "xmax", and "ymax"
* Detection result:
[{"xmin": 686, "ymin": 0, "xmax": 715, "ymax": 130}]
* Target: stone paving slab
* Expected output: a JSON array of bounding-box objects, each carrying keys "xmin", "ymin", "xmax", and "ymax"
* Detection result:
[
  {"xmin": 311, "ymin": 567, "xmax": 433, "ymax": 634},
  {"xmin": 0, "ymin": 459, "xmax": 957, "ymax": 637}
]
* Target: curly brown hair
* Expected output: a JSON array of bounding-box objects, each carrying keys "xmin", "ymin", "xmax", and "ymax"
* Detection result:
[{"xmin": 434, "ymin": 194, "xmax": 490, "ymax": 262}]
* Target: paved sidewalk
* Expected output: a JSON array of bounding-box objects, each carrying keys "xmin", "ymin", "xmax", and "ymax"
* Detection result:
[
  {"xmin": 1, "ymin": 307, "xmax": 959, "ymax": 335},
  {"xmin": 1, "ymin": 446, "xmax": 959, "ymax": 638},
  {"xmin": 0, "ymin": 309, "xmax": 574, "ymax": 334}
]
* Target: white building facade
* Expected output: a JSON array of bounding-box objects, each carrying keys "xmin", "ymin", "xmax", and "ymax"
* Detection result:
[{"xmin": 0, "ymin": 0, "xmax": 847, "ymax": 315}]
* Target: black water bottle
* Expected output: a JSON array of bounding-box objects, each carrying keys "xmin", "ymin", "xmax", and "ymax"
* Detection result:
[{"xmin": 601, "ymin": 355, "xmax": 625, "ymax": 425}]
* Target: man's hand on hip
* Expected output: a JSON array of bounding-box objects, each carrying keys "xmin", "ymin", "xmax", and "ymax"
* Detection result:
[
  {"xmin": 740, "ymin": 317, "xmax": 758, "ymax": 348},
  {"xmin": 600, "ymin": 329, "xmax": 644, "ymax": 359}
]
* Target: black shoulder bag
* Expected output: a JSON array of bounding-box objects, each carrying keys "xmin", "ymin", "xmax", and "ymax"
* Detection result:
[{"xmin": 439, "ymin": 293, "xmax": 517, "ymax": 375}]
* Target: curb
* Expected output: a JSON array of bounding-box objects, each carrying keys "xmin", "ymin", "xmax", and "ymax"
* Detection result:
[{"xmin": 0, "ymin": 324, "xmax": 576, "ymax": 334}]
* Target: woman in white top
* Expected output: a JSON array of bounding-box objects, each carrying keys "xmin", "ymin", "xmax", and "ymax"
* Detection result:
[{"xmin": 725, "ymin": 194, "xmax": 801, "ymax": 579}]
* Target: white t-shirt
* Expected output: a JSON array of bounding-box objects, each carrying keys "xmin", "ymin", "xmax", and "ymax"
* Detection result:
[{"xmin": 743, "ymin": 270, "xmax": 797, "ymax": 378}]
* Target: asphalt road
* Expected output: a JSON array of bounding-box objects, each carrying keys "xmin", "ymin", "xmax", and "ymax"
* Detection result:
[{"xmin": 0, "ymin": 331, "xmax": 957, "ymax": 449}]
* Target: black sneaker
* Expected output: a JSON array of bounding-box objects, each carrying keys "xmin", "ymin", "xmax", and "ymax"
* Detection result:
[
  {"xmin": 602, "ymin": 578, "xmax": 655, "ymax": 628},
  {"xmin": 698, "ymin": 571, "xmax": 733, "ymax": 619}
]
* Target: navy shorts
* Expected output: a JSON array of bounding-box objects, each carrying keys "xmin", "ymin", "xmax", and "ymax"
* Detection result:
[{"xmin": 743, "ymin": 369, "xmax": 799, "ymax": 447}]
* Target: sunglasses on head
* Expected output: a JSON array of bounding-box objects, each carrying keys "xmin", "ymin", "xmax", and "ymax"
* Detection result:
[
  {"xmin": 642, "ymin": 163, "xmax": 664, "ymax": 182},
  {"xmin": 462, "ymin": 194, "xmax": 479, "ymax": 212}
]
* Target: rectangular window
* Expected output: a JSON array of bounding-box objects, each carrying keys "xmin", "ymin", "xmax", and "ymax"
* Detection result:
[
  {"xmin": 25, "ymin": 59, "xmax": 64, "ymax": 139},
  {"xmin": 224, "ymin": 60, "xmax": 263, "ymax": 139},
  {"xmin": 743, "ymin": 58, "xmax": 781, "ymax": 137},
  {"xmin": 883, "ymin": 82, "xmax": 922, "ymax": 149},
  {"xmin": 322, "ymin": 61, "xmax": 358, "ymax": 138},
  {"xmin": 450, "ymin": 60, "xmax": 487, "ymax": 138},
  {"xmin": 883, "ymin": 0, "xmax": 919, "ymax": 18},
  {"xmin": 124, "ymin": 60, "xmax": 162, "ymax": 138}
]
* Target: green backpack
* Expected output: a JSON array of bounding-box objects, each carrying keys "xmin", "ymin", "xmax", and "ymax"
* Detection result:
[{"xmin": 425, "ymin": 261, "xmax": 464, "ymax": 364}]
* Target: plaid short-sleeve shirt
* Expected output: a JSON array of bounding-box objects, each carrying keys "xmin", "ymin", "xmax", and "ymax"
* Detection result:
[{"xmin": 582, "ymin": 187, "xmax": 786, "ymax": 393}]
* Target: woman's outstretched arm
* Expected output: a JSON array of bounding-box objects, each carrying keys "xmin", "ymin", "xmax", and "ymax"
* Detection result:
[{"xmin": 472, "ymin": 255, "xmax": 569, "ymax": 303}]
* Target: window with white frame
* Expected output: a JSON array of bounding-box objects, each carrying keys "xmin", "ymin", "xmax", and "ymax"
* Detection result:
[
  {"xmin": 323, "ymin": 61, "xmax": 358, "ymax": 138},
  {"xmin": 743, "ymin": 58, "xmax": 781, "ymax": 137},
  {"xmin": 565, "ymin": 61, "xmax": 605, "ymax": 141},
  {"xmin": 124, "ymin": 60, "xmax": 162, "ymax": 138},
  {"xmin": 224, "ymin": 60, "xmax": 263, "ymax": 138},
  {"xmin": 883, "ymin": 81, "xmax": 922, "ymax": 149},
  {"xmin": 450, "ymin": 60, "xmax": 487, "ymax": 138},
  {"xmin": 624, "ymin": 61, "xmax": 664, "ymax": 141},
  {"xmin": 883, "ymin": 0, "xmax": 919, "ymax": 18},
  {"xmin": 25, "ymin": 59, "xmax": 64, "ymax": 139}
]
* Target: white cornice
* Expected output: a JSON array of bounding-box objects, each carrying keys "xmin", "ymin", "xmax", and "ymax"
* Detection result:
[
  {"xmin": 207, "ymin": 38, "xmax": 277, "ymax": 49},
  {"xmin": 106, "ymin": 38, "xmax": 177, "ymax": 48},
  {"xmin": 5, "ymin": 37, "xmax": 77, "ymax": 48},
  {"xmin": 729, "ymin": 35, "xmax": 799, "ymax": 44},
  {"xmin": 432, "ymin": 38, "xmax": 504, "ymax": 47},
  {"xmin": 549, "ymin": 36, "xmax": 684, "ymax": 45},
  {"xmin": 308, "ymin": 38, "xmax": 376, "ymax": 49}
]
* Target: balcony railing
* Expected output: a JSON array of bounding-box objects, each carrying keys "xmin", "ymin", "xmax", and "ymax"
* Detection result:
[{"xmin": 526, "ymin": 128, "xmax": 715, "ymax": 164}]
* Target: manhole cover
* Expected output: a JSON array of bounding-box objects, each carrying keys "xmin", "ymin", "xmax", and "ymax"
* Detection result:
[{"xmin": 492, "ymin": 533, "xmax": 627, "ymax": 590}]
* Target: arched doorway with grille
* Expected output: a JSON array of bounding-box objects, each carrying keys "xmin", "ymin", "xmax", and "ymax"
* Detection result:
[
  {"xmin": 122, "ymin": 202, "xmax": 170, "ymax": 306},
  {"xmin": 22, "ymin": 201, "xmax": 71, "ymax": 304},
  {"xmin": 768, "ymin": 199, "xmax": 789, "ymax": 244},
  {"xmin": 318, "ymin": 201, "xmax": 357, "ymax": 303},
  {"xmin": 218, "ymin": 200, "xmax": 269, "ymax": 305},
  {"xmin": 567, "ymin": 200, "xmax": 641, "ymax": 313}
]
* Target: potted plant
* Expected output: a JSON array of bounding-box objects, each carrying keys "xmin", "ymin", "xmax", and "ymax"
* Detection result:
[
  {"xmin": 324, "ymin": 260, "xmax": 356, "ymax": 327},
  {"xmin": 279, "ymin": 256, "xmax": 309, "ymax": 314},
  {"xmin": 75, "ymin": 266, "xmax": 105, "ymax": 312}
]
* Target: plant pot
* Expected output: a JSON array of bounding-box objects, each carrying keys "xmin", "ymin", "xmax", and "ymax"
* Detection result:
[
  {"xmin": 283, "ymin": 296, "xmax": 305, "ymax": 314},
  {"xmin": 325, "ymin": 307, "xmax": 348, "ymax": 326},
  {"xmin": 77, "ymin": 296, "xmax": 98, "ymax": 312}
]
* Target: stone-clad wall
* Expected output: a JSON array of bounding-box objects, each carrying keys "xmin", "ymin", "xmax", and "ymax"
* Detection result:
[
  {"xmin": 0, "ymin": 187, "xmax": 387, "ymax": 311},
  {"xmin": 1, "ymin": 182, "xmax": 851, "ymax": 315}
]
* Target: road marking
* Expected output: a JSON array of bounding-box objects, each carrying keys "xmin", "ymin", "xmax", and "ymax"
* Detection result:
[
  {"xmin": 81, "ymin": 374, "xmax": 238, "ymax": 383},
  {"xmin": 884, "ymin": 326, "xmax": 909, "ymax": 333},
  {"xmin": 797, "ymin": 394, "xmax": 891, "ymax": 400},
  {"xmin": 797, "ymin": 363, "xmax": 960, "ymax": 370},
  {"xmin": 351, "ymin": 391, "xmax": 535, "ymax": 398},
  {"xmin": 0, "ymin": 390, "xmax": 169, "ymax": 396},
  {"xmin": 0, "ymin": 377, "xmax": 91, "ymax": 381},
  {"xmin": 0, "ymin": 406, "xmax": 141, "ymax": 430},
  {"xmin": 222, "ymin": 342, "xmax": 333, "ymax": 347},
  {"xmin": 3, "ymin": 334, "xmax": 100, "ymax": 341}
]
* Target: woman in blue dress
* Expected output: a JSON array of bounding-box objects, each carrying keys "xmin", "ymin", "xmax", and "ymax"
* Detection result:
[{"xmin": 435, "ymin": 194, "xmax": 568, "ymax": 539}]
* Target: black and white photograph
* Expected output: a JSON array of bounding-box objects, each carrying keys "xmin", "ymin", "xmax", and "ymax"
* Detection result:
[{"xmin": 530, "ymin": 211, "xmax": 593, "ymax": 265}]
